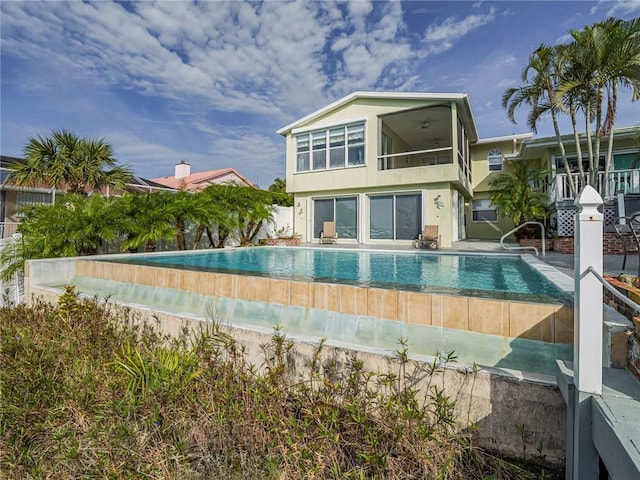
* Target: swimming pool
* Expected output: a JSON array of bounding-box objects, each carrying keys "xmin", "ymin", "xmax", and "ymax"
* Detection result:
[
  {"xmin": 106, "ymin": 247, "xmax": 571, "ymax": 304},
  {"xmin": 26, "ymin": 248, "xmax": 576, "ymax": 376}
]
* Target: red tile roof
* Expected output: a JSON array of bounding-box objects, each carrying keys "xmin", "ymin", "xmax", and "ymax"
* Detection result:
[{"xmin": 150, "ymin": 167, "xmax": 254, "ymax": 191}]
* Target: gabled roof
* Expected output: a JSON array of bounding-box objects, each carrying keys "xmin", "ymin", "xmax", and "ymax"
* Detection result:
[
  {"xmin": 150, "ymin": 167, "xmax": 255, "ymax": 191},
  {"xmin": 276, "ymin": 91, "xmax": 479, "ymax": 142}
]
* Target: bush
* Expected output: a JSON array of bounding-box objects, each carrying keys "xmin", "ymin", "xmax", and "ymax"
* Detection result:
[{"xmin": 1, "ymin": 291, "xmax": 559, "ymax": 479}]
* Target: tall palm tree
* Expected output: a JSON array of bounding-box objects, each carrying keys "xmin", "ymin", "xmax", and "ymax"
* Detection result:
[
  {"xmin": 502, "ymin": 44, "xmax": 578, "ymax": 196},
  {"xmin": 9, "ymin": 130, "xmax": 133, "ymax": 194},
  {"xmin": 557, "ymin": 17, "xmax": 640, "ymax": 189}
]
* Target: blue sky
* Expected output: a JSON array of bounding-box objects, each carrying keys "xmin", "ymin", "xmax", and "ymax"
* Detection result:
[{"xmin": 1, "ymin": 1, "xmax": 639, "ymax": 187}]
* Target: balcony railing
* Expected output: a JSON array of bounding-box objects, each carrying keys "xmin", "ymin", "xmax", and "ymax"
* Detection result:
[
  {"xmin": 551, "ymin": 169, "xmax": 640, "ymax": 201},
  {"xmin": 0, "ymin": 222, "xmax": 19, "ymax": 239},
  {"xmin": 377, "ymin": 147, "xmax": 453, "ymax": 171}
]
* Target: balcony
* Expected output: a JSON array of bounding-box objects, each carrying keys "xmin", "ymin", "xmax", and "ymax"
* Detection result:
[
  {"xmin": 550, "ymin": 169, "xmax": 640, "ymax": 202},
  {"xmin": 377, "ymin": 147, "xmax": 453, "ymax": 171}
]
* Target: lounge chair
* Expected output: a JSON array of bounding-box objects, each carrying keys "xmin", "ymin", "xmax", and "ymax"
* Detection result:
[
  {"xmin": 416, "ymin": 225, "xmax": 440, "ymax": 249},
  {"xmin": 320, "ymin": 221, "xmax": 338, "ymax": 244}
]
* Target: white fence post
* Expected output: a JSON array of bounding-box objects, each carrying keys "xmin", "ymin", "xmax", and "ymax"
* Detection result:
[{"xmin": 571, "ymin": 185, "xmax": 603, "ymax": 480}]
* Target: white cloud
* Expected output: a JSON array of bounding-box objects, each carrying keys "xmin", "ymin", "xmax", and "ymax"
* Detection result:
[
  {"xmin": 1, "ymin": 0, "xmax": 422, "ymax": 122},
  {"xmin": 590, "ymin": 0, "xmax": 640, "ymax": 16},
  {"xmin": 423, "ymin": 7, "xmax": 496, "ymax": 55}
]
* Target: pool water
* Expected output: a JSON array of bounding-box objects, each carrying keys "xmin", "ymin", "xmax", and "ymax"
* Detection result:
[{"xmin": 107, "ymin": 247, "xmax": 570, "ymax": 304}]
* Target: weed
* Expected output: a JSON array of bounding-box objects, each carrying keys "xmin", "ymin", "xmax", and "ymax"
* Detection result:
[{"xmin": 0, "ymin": 292, "xmax": 562, "ymax": 479}]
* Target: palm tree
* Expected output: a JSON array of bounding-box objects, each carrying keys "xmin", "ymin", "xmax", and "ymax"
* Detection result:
[
  {"xmin": 489, "ymin": 162, "xmax": 548, "ymax": 239},
  {"xmin": 556, "ymin": 17, "xmax": 640, "ymax": 189},
  {"xmin": 502, "ymin": 45, "xmax": 578, "ymax": 196},
  {"xmin": 268, "ymin": 177, "xmax": 293, "ymax": 206},
  {"xmin": 0, "ymin": 194, "xmax": 123, "ymax": 279},
  {"xmin": 9, "ymin": 130, "xmax": 133, "ymax": 194},
  {"xmin": 116, "ymin": 193, "xmax": 176, "ymax": 252}
]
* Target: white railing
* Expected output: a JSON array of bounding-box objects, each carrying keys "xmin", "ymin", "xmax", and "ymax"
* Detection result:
[
  {"xmin": 552, "ymin": 169, "xmax": 640, "ymax": 201},
  {"xmin": 499, "ymin": 221, "xmax": 545, "ymax": 256},
  {"xmin": 0, "ymin": 222, "xmax": 19, "ymax": 239},
  {"xmin": 377, "ymin": 147, "xmax": 453, "ymax": 171}
]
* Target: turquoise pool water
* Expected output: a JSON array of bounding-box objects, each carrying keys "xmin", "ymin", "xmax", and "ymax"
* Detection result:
[{"xmin": 107, "ymin": 247, "xmax": 570, "ymax": 304}]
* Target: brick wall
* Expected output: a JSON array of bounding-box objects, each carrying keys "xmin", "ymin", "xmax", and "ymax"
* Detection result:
[{"xmin": 551, "ymin": 233, "xmax": 637, "ymax": 255}]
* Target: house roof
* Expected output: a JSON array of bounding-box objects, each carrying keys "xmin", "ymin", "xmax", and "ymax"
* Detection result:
[
  {"xmin": 276, "ymin": 91, "xmax": 479, "ymax": 142},
  {"xmin": 505, "ymin": 124, "xmax": 640, "ymax": 161},
  {"xmin": 150, "ymin": 167, "xmax": 255, "ymax": 191}
]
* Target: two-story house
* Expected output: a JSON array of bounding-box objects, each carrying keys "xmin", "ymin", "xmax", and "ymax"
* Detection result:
[{"xmin": 278, "ymin": 91, "xmax": 639, "ymax": 248}]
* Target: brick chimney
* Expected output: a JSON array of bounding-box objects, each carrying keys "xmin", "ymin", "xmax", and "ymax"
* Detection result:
[{"xmin": 175, "ymin": 160, "xmax": 190, "ymax": 179}]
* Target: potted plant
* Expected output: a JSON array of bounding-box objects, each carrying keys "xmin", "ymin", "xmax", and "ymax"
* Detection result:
[
  {"xmin": 264, "ymin": 224, "xmax": 300, "ymax": 246},
  {"xmin": 489, "ymin": 162, "xmax": 549, "ymax": 247}
]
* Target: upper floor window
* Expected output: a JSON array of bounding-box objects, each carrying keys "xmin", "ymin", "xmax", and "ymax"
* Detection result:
[
  {"xmin": 488, "ymin": 149, "xmax": 503, "ymax": 171},
  {"xmin": 296, "ymin": 123, "xmax": 365, "ymax": 172}
]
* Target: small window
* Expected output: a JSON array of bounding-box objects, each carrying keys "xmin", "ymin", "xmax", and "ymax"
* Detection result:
[
  {"xmin": 488, "ymin": 149, "xmax": 503, "ymax": 172},
  {"xmin": 472, "ymin": 199, "xmax": 497, "ymax": 222}
]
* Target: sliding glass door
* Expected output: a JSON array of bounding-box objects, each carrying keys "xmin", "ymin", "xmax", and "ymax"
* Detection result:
[
  {"xmin": 313, "ymin": 197, "xmax": 357, "ymax": 239},
  {"xmin": 369, "ymin": 193, "xmax": 421, "ymax": 240}
]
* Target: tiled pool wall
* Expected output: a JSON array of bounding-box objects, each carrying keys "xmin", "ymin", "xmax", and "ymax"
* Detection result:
[{"xmin": 76, "ymin": 259, "xmax": 574, "ymax": 345}]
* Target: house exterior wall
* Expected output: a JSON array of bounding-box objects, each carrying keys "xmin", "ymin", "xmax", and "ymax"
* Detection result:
[
  {"xmin": 467, "ymin": 138, "xmax": 532, "ymax": 240},
  {"xmin": 282, "ymin": 93, "xmax": 638, "ymax": 246},
  {"xmin": 284, "ymin": 97, "xmax": 474, "ymax": 248}
]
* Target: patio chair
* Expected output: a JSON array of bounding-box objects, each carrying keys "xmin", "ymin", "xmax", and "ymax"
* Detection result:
[
  {"xmin": 613, "ymin": 214, "xmax": 640, "ymax": 278},
  {"xmin": 320, "ymin": 221, "xmax": 338, "ymax": 244},
  {"xmin": 417, "ymin": 225, "xmax": 440, "ymax": 249}
]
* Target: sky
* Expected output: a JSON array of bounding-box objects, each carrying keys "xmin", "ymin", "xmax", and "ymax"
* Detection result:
[{"xmin": 1, "ymin": 1, "xmax": 639, "ymax": 188}]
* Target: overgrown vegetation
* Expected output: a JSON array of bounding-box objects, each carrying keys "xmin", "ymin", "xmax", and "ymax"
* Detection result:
[
  {"xmin": 0, "ymin": 184, "xmax": 281, "ymax": 280},
  {"xmin": 0, "ymin": 292, "xmax": 560, "ymax": 479}
]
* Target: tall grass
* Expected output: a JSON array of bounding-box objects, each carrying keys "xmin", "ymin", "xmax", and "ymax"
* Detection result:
[{"xmin": 1, "ymin": 289, "xmax": 559, "ymax": 479}]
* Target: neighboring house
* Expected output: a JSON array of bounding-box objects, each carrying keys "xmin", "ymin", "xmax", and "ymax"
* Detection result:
[
  {"xmin": 150, "ymin": 161, "xmax": 255, "ymax": 191},
  {"xmin": 0, "ymin": 155, "xmax": 173, "ymax": 239},
  {"xmin": 278, "ymin": 91, "xmax": 640, "ymax": 247}
]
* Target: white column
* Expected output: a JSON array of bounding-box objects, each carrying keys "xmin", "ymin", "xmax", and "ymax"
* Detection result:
[
  {"xmin": 573, "ymin": 185, "xmax": 603, "ymax": 394},
  {"xmin": 358, "ymin": 193, "xmax": 366, "ymax": 244}
]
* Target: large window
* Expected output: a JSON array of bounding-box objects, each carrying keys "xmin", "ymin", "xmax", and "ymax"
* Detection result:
[
  {"xmin": 296, "ymin": 123, "xmax": 365, "ymax": 172},
  {"xmin": 472, "ymin": 199, "xmax": 497, "ymax": 222},
  {"xmin": 370, "ymin": 193, "xmax": 421, "ymax": 240},
  {"xmin": 313, "ymin": 197, "xmax": 357, "ymax": 239},
  {"xmin": 488, "ymin": 149, "xmax": 503, "ymax": 171}
]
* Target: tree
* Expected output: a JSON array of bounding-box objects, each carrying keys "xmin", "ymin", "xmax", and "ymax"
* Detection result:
[
  {"xmin": 557, "ymin": 17, "xmax": 640, "ymax": 189},
  {"xmin": 8, "ymin": 130, "xmax": 133, "ymax": 194},
  {"xmin": 231, "ymin": 187, "xmax": 276, "ymax": 246},
  {"xmin": 115, "ymin": 193, "xmax": 177, "ymax": 252},
  {"xmin": 489, "ymin": 162, "xmax": 548, "ymax": 239},
  {"xmin": 502, "ymin": 45, "xmax": 578, "ymax": 196},
  {"xmin": 268, "ymin": 177, "xmax": 293, "ymax": 206},
  {"xmin": 0, "ymin": 194, "xmax": 123, "ymax": 279},
  {"xmin": 505, "ymin": 17, "xmax": 640, "ymax": 196}
]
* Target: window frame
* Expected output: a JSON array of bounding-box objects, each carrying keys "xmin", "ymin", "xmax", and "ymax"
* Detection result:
[
  {"xmin": 471, "ymin": 199, "xmax": 497, "ymax": 223},
  {"xmin": 295, "ymin": 122, "xmax": 366, "ymax": 173},
  {"xmin": 488, "ymin": 149, "xmax": 503, "ymax": 172},
  {"xmin": 369, "ymin": 192, "xmax": 422, "ymax": 240}
]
